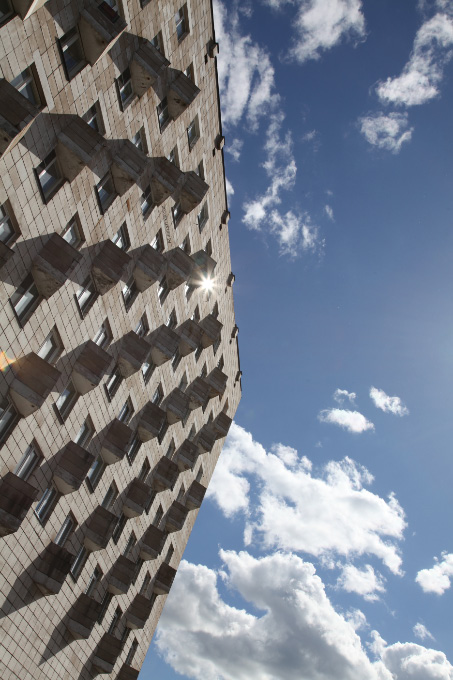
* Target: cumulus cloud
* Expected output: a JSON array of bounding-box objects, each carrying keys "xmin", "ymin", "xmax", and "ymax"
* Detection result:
[
  {"xmin": 369, "ymin": 387, "xmax": 409, "ymax": 416},
  {"xmin": 207, "ymin": 424, "xmax": 406, "ymax": 573},
  {"xmin": 359, "ymin": 113, "xmax": 414, "ymax": 152},
  {"xmin": 413, "ymin": 623, "xmax": 435, "ymax": 641},
  {"xmin": 337, "ymin": 564, "xmax": 386, "ymax": 601},
  {"xmin": 269, "ymin": 209, "xmax": 323, "ymax": 257},
  {"xmin": 318, "ymin": 408, "xmax": 375, "ymax": 433},
  {"xmin": 334, "ymin": 388, "xmax": 356, "ymax": 404},
  {"xmin": 375, "ymin": 635, "xmax": 453, "ymax": 680},
  {"xmin": 416, "ymin": 552, "xmax": 453, "ymax": 594}
]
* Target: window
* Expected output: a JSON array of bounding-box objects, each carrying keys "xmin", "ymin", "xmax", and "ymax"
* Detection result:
[
  {"xmin": 132, "ymin": 557, "xmax": 144, "ymax": 583},
  {"xmin": 179, "ymin": 235, "xmax": 191, "ymax": 254},
  {"xmin": 185, "ymin": 283, "xmax": 195, "ymax": 300},
  {"xmin": 172, "ymin": 201, "xmax": 183, "ymax": 227},
  {"xmin": 164, "ymin": 543, "xmax": 174, "ymax": 564},
  {"xmin": 116, "ymin": 67, "xmax": 134, "ymax": 110},
  {"xmin": 0, "ymin": 202, "xmax": 18, "ymax": 246},
  {"xmin": 132, "ymin": 128, "xmax": 147, "ymax": 154},
  {"xmin": 175, "ymin": 5, "xmax": 188, "ymax": 41},
  {"xmin": 141, "ymin": 359, "xmax": 154, "ymax": 384},
  {"xmin": 150, "ymin": 31, "xmax": 164, "ymax": 53},
  {"xmin": 0, "ymin": 0, "xmax": 14, "ymax": 28},
  {"xmin": 151, "ymin": 230, "xmax": 164, "ymax": 252},
  {"xmin": 14, "ymin": 443, "xmax": 41, "ymax": 481},
  {"xmin": 82, "ymin": 102, "xmax": 103, "ymax": 133},
  {"xmin": 75, "ymin": 417, "xmax": 95, "ymax": 448},
  {"xmin": 157, "ymin": 97, "xmax": 170, "ymax": 132},
  {"xmin": 102, "ymin": 482, "xmax": 118, "ymax": 510},
  {"xmin": 167, "ymin": 146, "xmax": 179, "ymax": 167},
  {"xmin": 205, "ymin": 239, "xmax": 213, "ymax": 257},
  {"xmin": 108, "ymin": 607, "xmax": 122, "ymax": 635},
  {"xmin": 158, "ymin": 277, "xmax": 168, "ymax": 304},
  {"xmin": 55, "ymin": 381, "xmax": 78, "ymax": 421},
  {"xmin": 217, "ymin": 355, "xmax": 224, "ymax": 371},
  {"xmin": 212, "ymin": 301, "xmax": 219, "ymax": 318},
  {"xmin": 55, "ymin": 514, "xmax": 75, "ymax": 546},
  {"xmin": 165, "ymin": 441, "xmax": 175, "ymax": 459},
  {"xmin": 11, "ymin": 64, "xmax": 43, "ymax": 108},
  {"xmin": 171, "ymin": 348, "xmax": 181, "ymax": 371},
  {"xmin": 135, "ymin": 314, "xmax": 149, "ymax": 337},
  {"xmin": 99, "ymin": 0, "xmax": 121, "ymax": 21},
  {"xmin": 138, "ymin": 459, "xmax": 150, "ymax": 483},
  {"xmin": 70, "ymin": 546, "xmax": 88, "ymax": 581},
  {"xmin": 152, "ymin": 385, "xmax": 163, "ymax": 406},
  {"xmin": 158, "ymin": 420, "xmax": 168, "ymax": 444},
  {"xmin": 196, "ymin": 160, "xmax": 205, "ymax": 180},
  {"xmin": 118, "ymin": 398, "xmax": 134, "ymax": 424},
  {"xmin": 153, "ymin": 505, "xmax": 163, "ymax": 526},
  {"xmin": 105, "ymin": 368, "xmax": 123, "ymax": 401},
  {"xmin": 184, "ymin": 63, "xmax": 194, "ymax": 82},
  {"xmin": 61, "ymin": 216, "xmax": 84, "ymax": 248},
  {"xmin": 76, "ymin": 277, "xmax": 98, "ymax": 317},
  {"xmin": 178, "ymin": 373, "xmax": 188, "ymax": 391},
  {"xmin": 59, "ymin": 27, "xmax": 86, "ymax": 80},
  {"xmin": 197, "ymin": 203, "xmax": 208, "ymax": 232},
  {"xmin": 187, "ymin": 116, "xmax": 199, "ymax": 150},
  {"xmin": 192, "ymin": 306, "xmax": 200, "ymax": 322},
  {"xmin": 95, "ymin": 172, "xmax": 116, "ymax": 214},
  {"xmin": 85, "ymin": 566, "xmax": 102, "ymax": 597},
  {"xmin": 86, "ymin": 456, "xmax": 105, "ymax": 490},
  {"xmin": 38, "ymin": 327, "xmax": 63, "ymax": 364},
  {"xmin": 196, "ymin": 465, "xmax": 204, "ymax": 483},
  {"xmin": 35, "ymin": 150, "xmax": 64, "ymax": 204},
  {"xmin": 126, "ymin": 434, "xmax": 141, "ymax": 465},
  {"xmin": 122, "ymin": 277, "xmax": 139, "ymax": 311},
  {"xmin": 200, "ymin": 363, "xmax": 207, "ymax": 378},
  {"xmin": 139, "ymin": 574, "xmax": 151, "ymax": 596},
  {"xmin": 188, "ymin": 425, "xmax": 196, "ymax": 441},
  {"xmin": 93, "ymin": 320, "xmax": 112, "ymax": 349},
  {"xmin": 141, "ymin": 185, "xmax": 153, "ymax": 217},
  {"xmin": 10, "ymin": 274, "xmax": 41, "ymax": 325},
  {"xmin": 35, "ymin": 486, "xmax": 58, "ymax": 524},
  {"xmin": 98, "ymin": 591, "xmax": 113, "ymax": 624},
  {"xmin": 123, "ymin": 532, "xmax": 136, "ymax": 557},
  {"xmin": 195, "ymin": 344, "xmax": 203, "ymax": 361},
  {"xmin": 112, "ymin": 514, "xmax": 127, "ymax": 544},
  {"xmin": 166, "ymin": 310, "xmax": 177, "ymax": 329},
  {"xmin": 111, "ymin": 223, "xmax": 130, "ymax": 251}
]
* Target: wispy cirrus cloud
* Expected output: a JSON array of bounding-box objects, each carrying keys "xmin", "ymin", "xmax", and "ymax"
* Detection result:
[
  {"xmin": 318, "ymin": 408, "xmax": 375, "ymax": 433},
  {"xmin": 325, "ymin": 204, "xmax": 334, "ymax": 220},
  {"xmin": 416, "ymin": 552, "xmax": 453, "ymax": 594},
  {"xmin": 369, "ymin": 387, "xmax": 409, "ymax": 416},
  {"xmin": 225, "ymin": 137, "xmax": 243, "ymax": 162},
  {"xmin": 413, "ymin": 623, "xmax": 435, "ymax": 642},
  {"xmin": 359, "ymin": 113, "xmax": 414, "ymax": 153}
]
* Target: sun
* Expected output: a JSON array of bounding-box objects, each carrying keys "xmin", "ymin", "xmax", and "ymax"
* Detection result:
[{"xmin": 200, "ymin": 276, "xmax": 214, "ymax": 292}]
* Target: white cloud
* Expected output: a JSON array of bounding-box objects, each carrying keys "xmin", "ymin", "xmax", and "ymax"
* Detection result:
[
  {"xmin": 269, "ymin": 209, "xmax": 323, "ymax": 257},
  {"xmin": 359, "ymin": 113, "xmax": 414, "ymax": 153},
  {"xmin": 369, "ymin": 387, "xmax": 409, "ymax": 416},
  {"xmin": 208, "ymin": 423, "xmax": 406, "ymax": 573},
  {"xmin": 337, "ymin": 564, "xmax": 386, "ymax": 601},
  {"xmin": 225, "ymin": 177, "xmax": 234, "ymax": 198},
  {"xmin": 325, "ymin": 204, "xmax": 334, "ymax": 220},
  {"xmin": 413, "ymin": 623, "xmax": 435, "ymax": 641},
  {"xmin": 376, "ymin": 13, "xmax": 453, "ymax": 107},
  {"xmin": 334, "ymin": 388, "xmax": 356, "ymax": 404},
  {"xmin": 302, "ymin": 128, "xmax": 318, "ymax": 142},
  {"xmin": 318, "ymin": 408, "xmax": 375, "ymax": 433},
  {"xmin": 416, "ymin": 552, "xmax": 453, "ymax": 594},
  {"xmin": 225, "ymin": 137, "xmax": 243, "ymax": 162},
  {"xmin": 377, "ymin": 639, "xmax": 453, "ymax": 680}
]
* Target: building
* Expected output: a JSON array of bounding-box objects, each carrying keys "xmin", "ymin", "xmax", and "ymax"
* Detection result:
[{"xmin": 0, "ymin": 0, "xmax": 241, "ymax": 677}]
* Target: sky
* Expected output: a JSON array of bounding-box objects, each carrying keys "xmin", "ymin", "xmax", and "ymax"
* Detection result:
[{"xmin": 140, "ymin": 0, "xmax": 453, "ymax": 678}]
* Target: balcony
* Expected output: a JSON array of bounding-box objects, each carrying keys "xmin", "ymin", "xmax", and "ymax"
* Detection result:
[
  {"xmin": 107, "ymin": 555, "xmax": 136, "ymax": 595},
  {"xmin": 153, "ymin": 562, "xmax": 177, "ymax": 595},
  {"xmin": 72, "ymin": 340, "xmax": 112, "ymax": 394},
  {"xmin": 126, "ymin": 593, "xmax": 154, "ymax": 629},
  {"xmin": 162, "ymin": 388, "xmax": 190, "ymax": 425},
  {"xmin": 190, "ymin": 250, "xmax": 217, "ymax": 280},
  {"xmin": 131, "ymin": 41, "xmax": 170, "ymax": 96},
  {"xmin": 179, "ymin": 172, "xmax": 209, "ymax": 215},
  {"xmin": 0, "ymin": 79, "xmax": 40, "ymax": 157},
  {"xmin": 176, "ymin": 319, "xmax": 202, "ymax": 357},
  {"xmin": 150, "ymin": 157, "xmax": 182, "ymax": 206},
  {"xmin": 9, "ymin": 352, "xmax": 61, "ymax": 417},
  {"xmin": 53, "ymin": 442, "xmax": 95, "ymax": 495},
  {"xmin": 31, "ymin": 233, "xmax": 82, "ymax": 299},
  {"xmin": 0, "ymin": 241, "xmax": 14, "ymax": 268},
  {"xmin": 185, "ymin": 480, "xmax": 206, "ymax": 511},
  {"xmin": 79, "ymin": 3, "xmax": 127, "ymax": 66},
  {"xmin": 118, "ymin": 332, "xmax": 150, "ymax": 378},
  {"xmin": 212, "ymin": 412, "xmax": 233, "ymax": 440},
  {"xmin": 205, "ymin": 367, "xmax": 228, "ymax": 398},
  {"xmin": 56, "ymin": 117, "xmax": 105, "ymax": 183},
  {"xmin": 148, "ymin": 325, "xmax": 179, "ymax": 366},
  {"xmin": 92, "ymin": 632, "xmax": 121, "ymax": 674},
  {"xmin": 32, "ymin": 542, "xmax": 73, "ymax": 595},
  {"xmin": 0, "ymin": 472, "xmax": 39, "ymax": 537},
  {"xmin": 67, "ymin": 593, "xmax": 102, "ymax": 639},
  {"xmin": 174, "ymin": 439, "xmax": 198, "ymax": 472},
  {"xmin": 139, "ymin": 525, "xmax": 166, "ymax": 560},
  {"xmin": 164, "ymin": 501, "xmax": 188, "ymax": 534},
  {"xmin": 123, "ymin": 479, "xmax": 152, "ymax": 518},
  {"xmin": 167, "ymin": 70, "xmax": 200, "ymax": 120},
  {"xmin": 133, "ymin": 245, "xmax": 166, "ymax": 292},
  {"xmin": 117, "ymin": 664, "xmax": 139, "ymax": 680},
  {"xmin": 151, "ymin": 457, "xmax": 179, "ymax": 493},
  {"xmin": 186, "ymin": 377, "xmax": 210, "ymax": 411},
  {"xmin": 195, "ymin": 425, "xmax": 216, "ymax": 454},
  {"xmin": 84, "ymin": 506, "xmax": 117, "ymax": 551},
  {"xmin": 91, "ymin": 240, "xmax": 131, "ymax": 295},
  {"xmin": 137, "ymin": 402, "xmax": 166, "ymax": 442},
  {"xmin": 165, "ymin": 248, "xmax": 193, "ymax": 290},
  {"xmin": 101, "ymin": 419, "xmax": 133, "ymax": 465},
  {"xmin": 199, "ymin": 314, "xmax": 223, "ymax": 349},
  {"xmin": 111, "ymin": 141, "xmax": 148, "ymax": 196}
]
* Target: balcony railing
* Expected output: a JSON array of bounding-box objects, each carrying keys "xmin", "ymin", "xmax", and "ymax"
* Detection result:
[
  {"xmin": 107, "ymin": 555, "xmax": 136, "ymax": 595},
  {"xmin": 32, "ymin": 542, "xmax": 74, "ymax": 595},
  {"xmin": 185, "ymin": 480, "xmax": 206, "ymax": 511},
  {"xmin": 0, "ymin": 472, "xmax": 39, "ymax": 536},
  {"xmin": 72, "ymin": 340, "xmax": 113, "ymax": 394},
  {"xmin": 84, "ymin": 506, "xmax": 118, "ymax": 551},
  {"xmin": 67, "ymin": 593, "xmax": 102, "ymax": 639},
  {"xmin": 9, "ymin": 352, "xmax": 61, "ymax": 417},
  {"xmin": 164, "ymin": 501, "xmax": 188, "ymax": 533},
  {"xmin": 139, "ymin": 525, "xmax": 167, "ymax": 560},
  {"xmin": 53, "ymin": 442, "xmax": 95, "ymax": 495},
  {"xmin": 118, "ymin": 332, "xmax": 151, "ymax": 378},
  {"xmin": 101, "ymin": 419, "xmax": 133, "ymax": 465},
  {"xmin": 123, "ymin": 479, "xmax": 152, "ymax": 518},
  {"xmin": 92, "ymin": 240, "xmax": 131, "ymax": 295},
  {"xmin": 153, "ymin": 562, "xmax": 177, "ymax": 595},
  {"xmin": 138, "ymin": 402, "xmax": 166, "ymax": 442},
  {"xmin": 151, "ymin": 458, "xmax": 179, "ymax": 493}
]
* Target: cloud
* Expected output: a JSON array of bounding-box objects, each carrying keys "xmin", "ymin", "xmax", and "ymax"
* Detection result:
[
  {"xmin": 302, "ymin": 129, "xmax": 318, "ymax": 142},
  {"xmin": 369, "ymin": 387, "xmax": 409, "ymax": 416},
  {"xmin": 376, "ymin": 13, "xmax": 453, "ymax": 107},
  {"xmin": 416, "ymin": 552, "xmax": 453, "ymax": 594},
  {"xmin": 413, "ymin": 623, "xmax": 435, "ymax": 641},
  {"xmin": 269, "ymin": 209, "xmax": 323, "ymax": 257},
  {"xmin": 359, "ymin": 113, "xmax": 414, "ymax": 153},
  {"xmin": 334, "ymin": 388, "xmax": 356, "ymax": 404},
  {"xmin": 337, "ymin": 564, "xmax": 386, "ymax": 601},
  {"xmin": 207, "ymin": 423, "xmax": 406, "ymax": 573},
  {"xmin": 325, "ymin": 204, "xmax": 334, "ymax": 220},
  {"xmin": 318, "ymin": 408, "xmax": 375, "ymax": 433},
  {"xmin": 374, "ymin": 634, "xmax": 453, "ymax": 680},
  {"xmin": 225, "ymin": 177, "xmax": 235, "ymax": 198},
  {"xmin": 225, "ymin": 137, "xmax": 243, "ymax": 162}
]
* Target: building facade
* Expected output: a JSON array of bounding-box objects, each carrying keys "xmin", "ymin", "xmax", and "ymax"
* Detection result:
[{"xmin": 0, "ymin": 0, "xmax": 241, "ymax": 677}]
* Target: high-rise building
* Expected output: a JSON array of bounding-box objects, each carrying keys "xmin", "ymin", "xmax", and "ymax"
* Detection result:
[{"xmin": 0, "ymin": 0, "xmax": 241, "ymax": 677}]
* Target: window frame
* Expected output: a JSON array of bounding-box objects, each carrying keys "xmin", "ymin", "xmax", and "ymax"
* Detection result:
[
  {"xmin": 10, "ymin": 274, "xmax": 41, "ymax": 327},
  {"xmin": 82, "ymin": 101, "xmax": 104, "ymax": 133},
  {"xmin": 13, "ymin": 442, "xmax": 41, "ymax": 481},
  {"xmin": 58, "ymin": 26, "xmax": 86, "ymax": 81},
  {"xmin": 197, "ymin": 202, "xmax": 209, "ymax": 233},
  {"xmin": 111, "ymin": 222, "xmax": 130, "ymax": 251},
  {"xmin": 55, "ymin": 513, "xmax": 76, "ymax": 546},
  {"xmin": 55, "ymin": 380, "xmax": 79, "ymax": 422},
  {"xmin": 118, "ymin": 397, "xmax": 134, "ymax": 424},
  {"xmin": 34, "ymin": 150, "xmax": 65, "ymax": 204},
  {"xmin": 86, "ymin": 455, "xmax": 105, "ymax": 491},
  {"xmin": 70, "ymin": 545, "xmax": 89, "ymax": 581},
  {"xmin": 0, "ymin": 200, "xmax": 19, "ymax": 247},
  {"xmin": 105, "ymin": 367, "xmax": 124, "ymax": 401},
  {"xmin": 157, "ymin": 97, "xmax": 170, "ymax": 132},
  {"xmin": 141, "ymin": 185, "xmax": 153, "ymax": 217},
  {"xmin": 37, "ymin": 326, "xmax": 64, "ymax": 364},
  {"xmin": 95, "ymin": 172, "xmax": 117, "ymax": 215},
  {"xmin": 122, "ymin": 277, "xmax": 139, "ymax": 312},
  {"xmin": 93, "ymin": 320, "xmax": 112, "ymax": 349},
  {"xmin": 35, "ymin": 485, "xmax": 59, "ymax": 525},
  {"xmin": 175, "ymin": 5, "xmax": 189, "ymax": 42},
  {"xmin": 61, "ymin": 215, "xmax": 84, "ymax": 249},
  {"xmin": 187, "ymin": 116, "xmax": 200, "ymax": 151},
  {"xmin": 75, "ymin": 276, "xmax": 98, "ymax": 318},
  {"xmin": 75, "ymin": 417, "xmax": 95, "ymax": 448},
  {"xmin": 151, "ymin": 230, "xmax": 164, "ymax": 253},
  {"xmin": 116, "ymin": 67, "xmax": 134, "ymax": 111}
]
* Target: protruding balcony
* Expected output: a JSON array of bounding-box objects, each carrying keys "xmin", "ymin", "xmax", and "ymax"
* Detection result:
[
  {"xmin": 56, "ymin": 117, "xmax": 104, "ymax": 182},
  {"xmin": 32, "ymin": 542, "xmax": 73, "ymax": 595},
  {"xmin": 9, "ymin": 352, "xmax": 61, "ymax": 417},
  {"xmin": 195, "ymin": 425, "xmax": 216, "ymax": 454},
  {"xmin": 84, "ymin": 506, "xmax": 117, "ymax": 551},
  {"xmin": 67, "ymin": 593, "xmax": 102, "ymax": 639},
  {"xmin": 212, "ymin": 412, "xmax": 233, "ymax": 440},
  {"xmin": 151, "ymin": 458, "xmax": 179, "ymax": 493},
  {"xmin": 190, "ymin": 250, "xmax": 217, "ymax": 281},
  {"xmin": 199, "ymin": 314, "xmax": 222, "ymax": 349},
  {"xmin": 125, "ymin": 593, "xmax": 154, "ymax": 629},
  {"xmin": 153, "ymin": 562, "xmax": 177, "ymax": 594},
  {"xmin": 205, "ymin": 367, "xmax": 228, "ymax": 398},
  {"xmin": 148, "ymin": 325, "xmax": 179, "ymax": 366},
  {"xmin": 118, "ymin": 332, "xmax": 150, "ymax": 378},
  {"xmin": 179, "ymin": 172, "xmax": 209, "ymax": 214},
  {"xmin": 167, "ymin": 71, "xmax": 200, "ymax": 120},
  {"xmin": 79, "ymin": 3, "xmax": 127, "ymax": 65},
  {"xmin": 185, "ymin": 480, "xmax": 206, "ymax": 511},
  {"xmin": 107, "ymin": 555, "xmax": 136, "ymax": 595},
  {"xmin": 111, "ymin": 141, "xmax": 148, "ymax": 196},
  {"xmin": 31, "ymin": 233, "xmax": 82, "ymax": 298},
  {"xmin": 72, "ymin": 340, "xmax": 112, "ymax": 394},
  {"xmin": 91, "ymin": 240, "xmax": 131, "ymax": 295},
  {"xmin": 0, "ymin": 241, "xmax": 14, "ymax": 268},
  {"xmin": 92, "ymin": 632, "xmax": 121, "ymax": 673},
  {"xmin": 123, "ymin": 479, "xmax": 152, "ymax": 518},
  {"xmin": 164, "ymin": 501, "xmax": 188, "ymax": 534},
  {"xmin": 100, "ymin": 419, "xmax": 133, "ymax": 465},
  {"xmin": 162, "ymin": 388, "xmax": 190, "ymax": 425},
  {"xmin": 176, "ymin": 319, "xmax": 203, "ymax": 356},
  {"xmin": 165, "ymin": 248, "xmax": 193, "ymax": 290},
  {"xmin": 137, "ymin": 402, "xmax": 166, "ymax": 442},
  {"xmin": 133, "ymin": 245, "xmax": 166, "ymax": 292},
  {"xmin": 139, "ymin": 525, "xmax": 166, "ymax": 560},
  {"xmin": 0, "ymin": 472, "xmax": 39, "ymax": 537},
  {"xmin": 186, "ymin": 377, "xmax": 210, "ymax": 411},
  {"xmin": 208, "ymin": 40, "xmax": 219, "ymax": 58},
  {"xmin": 174, "ymin": 439, "xmax": 198, "ymax": 472},
  {"xmin": 117, "ymin": 664, "xmax": 139, "ymax": 680},
  {"xmin": 131, "ymin": 41, "xmax": 170, "ymax": 96},
  {"xmin": 222, "ymin": 209, "xmax": 230, "ymax": 225},
  {"xmin": 215, "ymin": 134, "xmax": 225, "ymax": 151},
  {"xmin": 0, "ymin": 79, "xmax": 40, "ymax": 157},
  {"xmin": 53, "ymin": 442, "xmax": 95, "ymax": 495},
  {"xmin": 150, "ymin": 157, "xmax": 182, "ymax": 206},
  {"xmin": 9, "ymin": 0, "xmax": 47, "ymax": 20}
]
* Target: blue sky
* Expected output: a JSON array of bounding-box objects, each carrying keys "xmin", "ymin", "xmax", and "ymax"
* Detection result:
[{"xmin": 141, "ymin": 1, "xmax": 453, "ymax": 677}]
